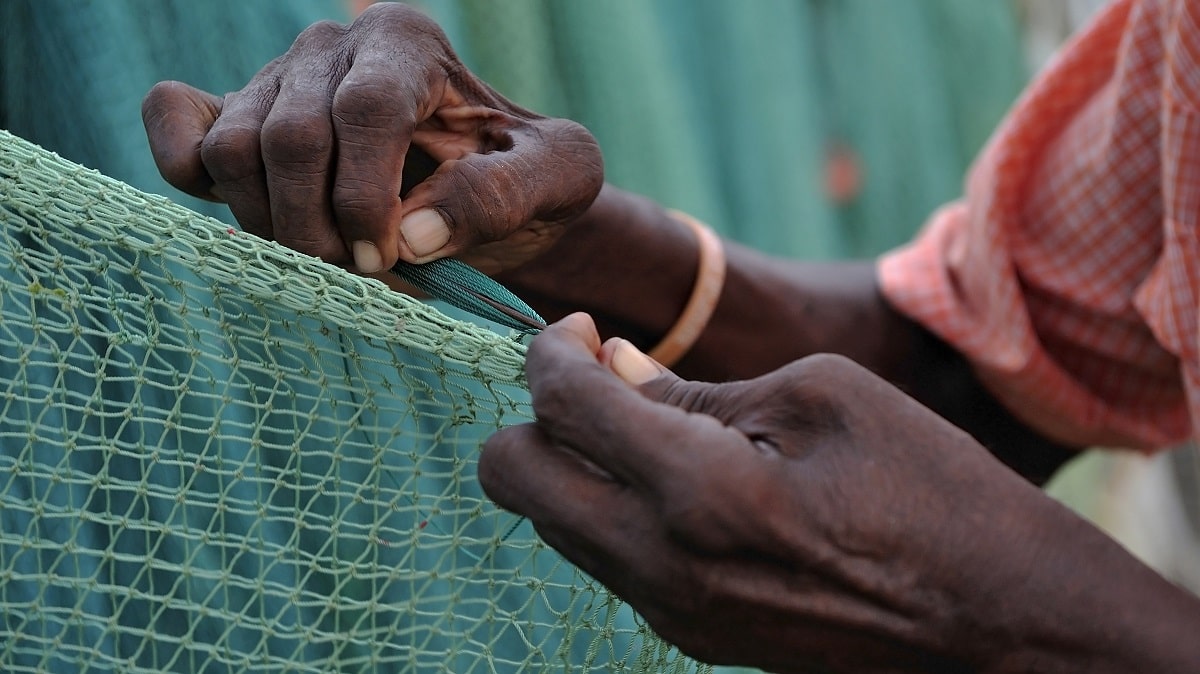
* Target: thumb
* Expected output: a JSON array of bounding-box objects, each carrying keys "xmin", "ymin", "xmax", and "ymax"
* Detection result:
[
  {"xmin": 600, "ymin": 339, "xmax": 775, "ymax": 429},
  {"xmin": 141, "ymin": 80, "xmax": 224, "ymax": 200},
  {"xmin": 599, "ymin": 338, "xmax": 671, "ymax": 387},
  {"xmin": 598, "ymin": 338, "xmax": 722, "ymax": 413},
  {"xmin": 394, "ymin": 117, "xmax": 603, "ymax": 263}
]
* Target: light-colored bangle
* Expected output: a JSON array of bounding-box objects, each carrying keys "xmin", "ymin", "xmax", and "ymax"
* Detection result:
[{"xmin": 647, "ymin": 210, "xmax": 726, "ymax": 368}]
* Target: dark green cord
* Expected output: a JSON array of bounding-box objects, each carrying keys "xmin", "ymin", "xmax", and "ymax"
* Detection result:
[{"xmin": 390, "ymin": 258, "xmax": 547, "ymax": 334}]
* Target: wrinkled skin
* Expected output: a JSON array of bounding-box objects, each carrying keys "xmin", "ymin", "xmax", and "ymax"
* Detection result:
[
  {"xmin": 480, "ymin": 315, "xmax": 1200, "ymax": 673},
  {"xmin": 141, "ymin": 2, "xmax": 602, "ymax": 275},
  {"xmin": 480, "ymin": 316, "xmax": 1025, "ymax": 671},
  {"xmin": 143, "ymin": 5, "xmax": 1200, "ymax": 672}
]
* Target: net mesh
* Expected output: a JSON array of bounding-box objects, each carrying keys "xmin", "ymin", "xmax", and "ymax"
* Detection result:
[{"xmin": 0, "ymin": 129, "xmax": 705, "ymax": 674}]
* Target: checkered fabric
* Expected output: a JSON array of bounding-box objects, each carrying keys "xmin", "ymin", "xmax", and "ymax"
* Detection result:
[{"xmin": 881, "ymin": 0, "xmax": 1200, "ymax": 450}]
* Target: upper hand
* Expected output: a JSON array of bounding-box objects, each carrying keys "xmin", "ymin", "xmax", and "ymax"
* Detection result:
[
  {"xmin": 141, "ymin": 2, "xmax": 603, "ymax": 276},
  {"xmin": 479, "ymin": 314, "xmax": 1099, "ymax": 673}
]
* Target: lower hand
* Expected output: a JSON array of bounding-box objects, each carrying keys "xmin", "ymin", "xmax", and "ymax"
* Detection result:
[{"xmin": 480, "ymin": 314, "xmax": 1118, "ymax": 673}]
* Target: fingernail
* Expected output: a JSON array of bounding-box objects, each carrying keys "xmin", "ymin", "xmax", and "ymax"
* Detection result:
[
  {"xmin": 559, "ymin": 312, "xmax": 594, "ymax": 332},
  {"xmin": 400, "ymin": 209, "xmax": 451, "ymax": 258},
  {"xmin": 610, "ymin": 339, "xmax": 662, "ymax": 386},
  {"xmin": 352, "ymin": 240, "xmax": 383, "ymax": 273}
]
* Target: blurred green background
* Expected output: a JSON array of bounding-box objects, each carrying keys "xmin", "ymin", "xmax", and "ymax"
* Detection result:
[{"xmin": 2, "ymin": 1, "xmax": 1195, "ymax": 671}]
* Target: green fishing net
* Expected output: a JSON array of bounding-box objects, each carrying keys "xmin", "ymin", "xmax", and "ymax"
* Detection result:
[{"xmin": 0, "ymin": 129, "xmax": 705, "ymax": 674}]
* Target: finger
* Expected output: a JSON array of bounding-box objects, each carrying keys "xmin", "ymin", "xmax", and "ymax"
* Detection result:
[
  {"xmin": 598, "ymin": 338, "xmax": 669, "ymax": 386},
  {"xmin": 527, "ymin": 314, "xmax": 742, "ymax": 489},
  {"xmin": 261, "ymin": 22, "xmax": 347, "ymax": 262},
  {"xmin": 396, "ymin": 116, "xmax": 603, "ymax": 263},
  {"xmin": 597, "ymin": 339, "xmax": 780, "ymax": 439},
  {"xmin": 141, "ymin": 81, "xmax": 223, "ymax": 200},
  {"xmin": 199, "ymin": 60, "xmax": 282, "ymax": 239},
  {"xmin": 479, "ymin": 423, "xmax": 657, "ymax": 582},
  {"xmin": 544, "ymin": 311, "xmax": 603, "ymax": 357},
  {"xmin": 328, "ymin": 54, "xmax": 425, "ymax": 273},
  {"xmin": 480, "ymin": 423, "xmax": 620, "ymax": 521}
]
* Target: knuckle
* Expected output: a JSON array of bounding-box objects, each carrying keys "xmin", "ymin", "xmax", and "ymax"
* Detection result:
[
  {"xmin": 351, "ymin": 3, "xmax": 459, "ymax": 73},
  {"xmin": 526, "ymin": 119, "xmax": 604, "ymax": 218},
  {"xmin": 334, "ymin": 77, "xmax": 393, "ymax": 107},
  {"xmin": 436, "ymin": 161, "xmax": 513, "ymax": 242},
  {"xmin": 357, "ymin": 1, "xmax": 439, "ymax": 35},
  {"xmin": 200, "ymin": 124, "xmax": 262, "ymax": 182},
  {"xmin": 141, "ymin": 80, "xmax": 186, "ymax": 117},
  {"xmin": 735, "ymin": 359, "xmax": 853, "ymax": 452},
  {"xmin": 543, "ymin": 117, "xmax": 600, "ymax": 153},
  {"xmin": 780, "ymin": 352, "xmax": 863, "ymax": 401},
  {"xmin": 796, "ymin": 351, "xmax": 858, "ymax": 376},
  {"xmin": 748, "ymin": 354, "xmax": 873, "ymax": 448},
  {"xmin": 788, "ymin": 351, "xmax": 893, "ymax": 408},
  {"xmin": 291, "ymin": 19, "xmax": 345, "ymax": 50},
  {"xmin": 332, "ymin": 77, "xmax": 413, "ymax": 131},
  {"xmin": 260, "ymin": 112, "xmax": 332, "ymax": 170}
]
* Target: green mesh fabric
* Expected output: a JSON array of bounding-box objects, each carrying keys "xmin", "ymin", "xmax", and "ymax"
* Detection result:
[
  {"xmin": 0, "ymin": 3, "xmax": 1031, "ymax": 671},
  {"xmin": 0, "ymin": 130, "xmax": 705, "ymax": 674}
]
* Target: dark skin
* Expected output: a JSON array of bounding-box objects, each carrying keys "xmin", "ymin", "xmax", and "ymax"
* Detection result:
[
  {"xmin": 495, "ymin": 186, "xmax": 1078, "ymax": 485},
  {"xmin": 486, "ymin": 314, "xmax": 1200, "ymax": 673},
  {"xmin": 141, "ymin": 3, "xmax": 1200, "ymax": 671}
]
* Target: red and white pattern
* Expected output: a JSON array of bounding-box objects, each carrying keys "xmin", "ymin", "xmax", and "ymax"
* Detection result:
[{"xmin": 880, "ymin": 0, "xmax": 1200, "ymax": 450}]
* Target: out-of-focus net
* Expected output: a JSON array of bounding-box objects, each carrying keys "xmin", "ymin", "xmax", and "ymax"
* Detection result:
[{"xmin": 0, "ymin": 129, "xmax": 705, "ymax": 674}]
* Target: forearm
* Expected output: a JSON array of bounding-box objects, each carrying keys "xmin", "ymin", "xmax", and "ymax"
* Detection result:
[
  {"xmin": 967, "ymin": 488, "xmax": 1200, "ymax": 673},
  {"xmin": 501, "ymin": 185, "xmax": 1077, "ymax": 482}
]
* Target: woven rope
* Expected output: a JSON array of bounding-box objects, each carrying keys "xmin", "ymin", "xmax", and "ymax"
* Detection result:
[
  {"xmin": 0, "ymin": 129, "xmax": 704, "ymax": 674},
  {"xmin": 390, "ymin": 259, "xmax": 546, "ymax": 334}
]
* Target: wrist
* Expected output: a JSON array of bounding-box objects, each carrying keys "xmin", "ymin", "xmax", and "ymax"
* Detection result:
[{"xmin": 645, "ymin": 210, "xmax": 725, "ymax": 368}]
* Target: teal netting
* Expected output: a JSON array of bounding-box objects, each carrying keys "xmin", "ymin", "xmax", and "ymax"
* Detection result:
[
  {"xmin": 0, "ymin": 3, "xmax": 1032, "ymax": 672},
  {"xmin": 0, "ymin": 130, "xmax": 705, "ymax": 674}
]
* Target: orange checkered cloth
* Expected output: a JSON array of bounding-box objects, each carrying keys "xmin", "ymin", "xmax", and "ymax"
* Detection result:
[{"xmin": 880, "ymin": 0, "xmax": 1200, "ymax": 451}]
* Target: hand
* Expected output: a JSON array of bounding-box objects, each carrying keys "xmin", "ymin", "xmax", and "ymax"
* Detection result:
[
  {"xmin": 141, "ymin": 2, "xmax": 603, "ymax": 276},
  {"xmin": 479, "ymin": 314, "xmax": 1168, "ymax": 673}
]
